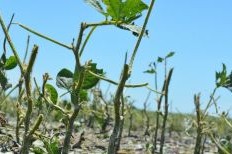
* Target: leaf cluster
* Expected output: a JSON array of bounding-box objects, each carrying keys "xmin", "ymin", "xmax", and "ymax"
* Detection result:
[
  {"xmin": 216, "ymin": 64, "xmax": 232, "ymax": 92},
  {"xmin": 144, "ymin": 52, "xmax": 175, "ymax": 74},
  {"xmin": 85, "ymin": 0, "xmax": 149, "ymax": 36}
]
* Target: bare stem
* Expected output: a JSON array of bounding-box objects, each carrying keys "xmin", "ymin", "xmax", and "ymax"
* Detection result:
[
  {"xmin": 159, "ymin": 68, "xmax": 173, "ymax": 154},
  {"xmin": 21, "ymin": 45, "xmax": 38, "ymax": 154},
  {"xmin": 79, "ymin": 26, "xmax": 97, "ymax": 57},
  {"xmin": 3, "ymin": 13, "xmax": 15, "ymax": 54},
  {"xmin": 0, "ymin": 83, "xmax": 19, "ymax": 106},
  {"xmin": 0, "ymin": 14, "xmax": 24, "ymax": 72}
]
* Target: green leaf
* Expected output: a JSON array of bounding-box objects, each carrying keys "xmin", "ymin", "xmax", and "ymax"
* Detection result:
[
  {"xmin": 121, "ymin": 0, "xmax": 148, "ymax": 22},
  {"xmin": 102, "ymin": 0, "xmax": 148, "ymax": 22},
  {"xmin": 166, "ymin": 52, "xmax": 175, "ymax": 59},
  {"xmin": 32, "ymin": 146, "xmax": 46, "ymax": 154},
  {"xmin": 56, "ymin": 68, "xmax": 73, "ymax": 90},
  {"xmin": 45, "ymin": 84, "xmax": 58, "ymax": 104},
  {"xmin": 157, "ymin": 57, "xmax": 164, "ymax": 63},
  {"xmin": 43, "ymin": 137, "xmax": 60, "ymax": 154},
  {"xmin": 82, "ymin": 63, "xmax": 103, "ymax": 89},
  {"xmin": 215, "ymin": 64, "xmax": 232, "ymax": 92},
  {"xmin": 144, "ymin": 68, "xmax": 156, "ymax": 74},
  {"xmin": 216, "ymin": 64, "xmax": 227, "ymax": 87},
  {"xmin": 4, "ymin": 56, "xmax": 17, "ymax": 70},
  {"xmin": 102, "ymin": 0, "xmax": 121, "ymax": 20},
  {"xmin": 49, "ymin": 138, "xmax": 60, "ymax": 154},
  {"xmin": 80, "ymin": 90, "xmax": 88, "ymax": 101}
]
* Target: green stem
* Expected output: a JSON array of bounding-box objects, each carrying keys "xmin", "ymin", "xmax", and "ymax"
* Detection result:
[
  {"xmin": 33, "ymin": 77, "xmax": 69, "ymax": 116},
  {"xmin": 0, "ymin": 84, "xmax": 19, "ymax": 106},
  {"xmin": 85, "ymin": 20, "xmax": 123, "ymax": 28},
  {"xmin": 74, "ymin": 23, "xmax": 86, "ymax": 54},
  {"xmin": 146, "ymin": 85, "xmax": 165, "ymax": 95},
  {"xmin": 62, "ymin": 41, "xmax": 87, "ymax": 154},
  {"xmin": 15, "ymin": 23, "xmax": 72, "ymax": 50},
  {"xmin": 23, "ymin": 35, "xmax": 30, "ymax": 63},
  {"xmin": 88, "ymin": 70, "xmax": 148, "ymax": 88},
  {"xmin": 129, "ymin": 0, "xmax": 156, "ymax": 71},
  {"xmin": 79, "ymin": 26, "xmax": 97, "ymax": 57},
  {"xmin": 28, "ymin": 114, "xmax": 43, "ymax": 137},
  {"xmin": 203, "ymin": 87, "xmax": 217, "ymax": 118},
  {"xmin": 209, "ymin": 133, "xmax": 230, "ymax": 154}
]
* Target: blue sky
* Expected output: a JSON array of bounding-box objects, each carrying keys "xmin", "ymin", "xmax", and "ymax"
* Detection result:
[{"xmin": 1, "ymin": 0, "xmax": 232, "ymax": 114}]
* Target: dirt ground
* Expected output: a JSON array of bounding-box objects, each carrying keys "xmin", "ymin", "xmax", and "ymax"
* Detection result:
[{"xmin": 0, "ymin": 120, "xmax": 218, "ymax": 154}]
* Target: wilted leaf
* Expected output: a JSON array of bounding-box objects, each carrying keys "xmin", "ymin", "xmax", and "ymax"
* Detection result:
[
  {"xmin": 45, "ymin": 84, "xmax": 58, "ymax": 104},
  {"xmin": 4, "ymin": 56, "xmax": 17, "ymax": 70},
  {"xmin": 118, "ymin": 23, "xmax": 148, "ymax": 37},
  {"xmin": 84, "ymin": 0, "xmax": 107, "ymax": 16},
  {"xmin": 56, "ymin": 68, "xmax": 73, "ymax": 90}
]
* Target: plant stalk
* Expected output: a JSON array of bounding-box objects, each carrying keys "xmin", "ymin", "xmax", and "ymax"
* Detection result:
[
  {"xmin": 159, "ymin": 68, "xmax": 173, "ymax": 154},
  {"xmin": 21, "ymin": 45, "xmax": 39, "ymax": 154}
]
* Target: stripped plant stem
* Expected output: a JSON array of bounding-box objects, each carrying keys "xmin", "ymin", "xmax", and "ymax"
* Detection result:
[
  {"xmin": 99, "ymin": 91, "xmax": 111, "ymax": 133},
  {"xmin": 108, "ymin": 1, "xmax": 156, "ymax": 153},
  {"xmin": 152, "ymin": 75, "xmax": 166, "ymax": 153},
  {"xmin": 194, "ymin": 93, "xmax": 203, "ymax": 154},
  {"xmin": 79, "ymin": 26, "xmax": 97, "ymax": 57},
  {"xmin": 21, "ymin": 45, "xmax": 40, "ymax": 154},
  {"xmin": 159, "ymin": 68, "xmax": 174, "ymax": 154},
  {"xmin": 127, "ymin": 102, "xmax": 133, "ymax": 137},
  {"xmin": 16, "ymin": 77, "xmax": 24, "ymax": 143},
  {"xmin": 115, "ymin": 95, "xmax": 126, "ymax": 151},
  {"xmin": 0, "ymin": 15, "xmax": 44, "ymax": 153},
  {"xmin": 143, "ymin": 91, "xmax": 151, "ymax": 136},
  {"xmin": 108, "ymin": 64, "xmax": 130, "ymax": 154},
  {"xmin": 62, "ymin": 23, "xmax": 89, "ymax": 154}
]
